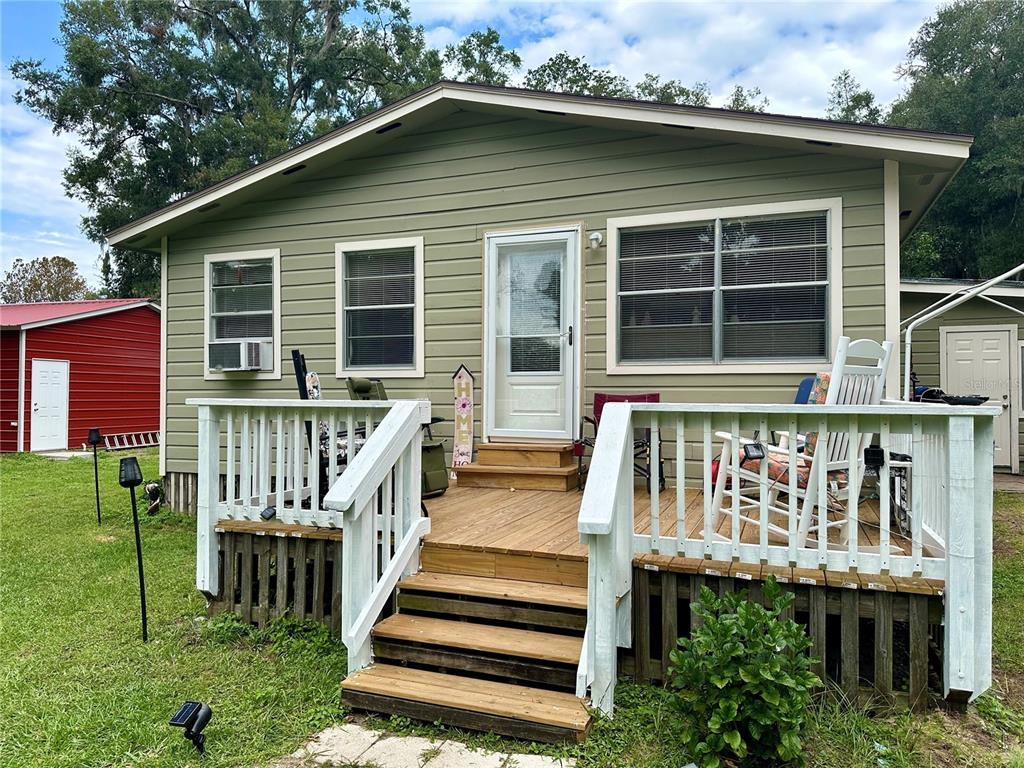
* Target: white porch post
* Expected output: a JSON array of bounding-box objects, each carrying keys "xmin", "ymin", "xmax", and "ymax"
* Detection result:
[
  {"xmin": 972, "ymin": 414, "xmax": 994, "ymax": 698},
  {"xmin": 943, "ymin": 414, "xmax": 976, "ymax": 701},
  {"xmin": 196, "ymin": 405, "xmax": 220, "ymax": 595}
]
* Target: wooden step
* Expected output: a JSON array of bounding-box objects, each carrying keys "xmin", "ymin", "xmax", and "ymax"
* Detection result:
[
  {"xmin": 456, "ymin": 462, "xmax": 578, "ymax": 491},
  {"xmin": 342, "ymin": 664, "xmax": 591, "ymax": 743},
  {"xmin": 372, "ymin": 614, "xmax": 582, "ymax": 665},
  {"xmin": 476, "ymin": 442, "xmax": 575, "ymax": 468},
  {"xmin": 399, "ymin": 572, "xmax": 587, "ymax": 610},
  {"xmin": 420, "ymin": 544, "xmax": 588, "ymax": 588}
]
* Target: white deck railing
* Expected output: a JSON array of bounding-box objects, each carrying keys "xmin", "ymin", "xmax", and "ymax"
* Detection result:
[
  {"xmin": 577, "ymin": 401, "xmax": 999, "ymax": 714},
  {"xmin": 189, "ymin": 398, "xmax": 432, "ymax": 671}
]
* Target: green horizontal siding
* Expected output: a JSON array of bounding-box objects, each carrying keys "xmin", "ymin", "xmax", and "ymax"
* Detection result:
[{"xmin": 165, "ymin": 110, "xmax": 888, "ymax": 473}]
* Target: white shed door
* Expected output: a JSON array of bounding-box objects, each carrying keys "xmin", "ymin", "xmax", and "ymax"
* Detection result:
[
  {"xmin": 942, "ymin": 328, "xmax": 1013, "ymax": 467},
  {"xmin": 30, "ymin": 359, "xmax": 69, "ymax": 452}
]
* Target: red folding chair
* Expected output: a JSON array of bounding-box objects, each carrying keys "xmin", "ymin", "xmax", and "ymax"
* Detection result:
[{"xmin": 574, "ymin": 392, "xmax": 665, "ymax": 491}]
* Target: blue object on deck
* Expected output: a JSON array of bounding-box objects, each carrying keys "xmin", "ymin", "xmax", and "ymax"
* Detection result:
[{"xmin": 794, "ymin": 376, "xmax": 815, "ymax": 405}]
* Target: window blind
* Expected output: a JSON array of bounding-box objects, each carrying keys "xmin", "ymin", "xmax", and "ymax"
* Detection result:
[
  {"xmin": 209, "ymin": 259, "xmax": 274, "ymax": 342},
  {"xmin": 343, "ymin": 247, "xmax": 416, "ymax": 368},
  {"xmin": 617, "ymin": 210, "xmax": 829, "ymax": 364}
]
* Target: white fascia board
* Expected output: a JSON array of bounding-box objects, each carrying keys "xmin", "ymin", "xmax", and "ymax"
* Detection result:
[
  {"xmin": 901, "ymin": 281, "xmax": 1024, "ymax": 299},
  {"xmin": 17, "ymin": 301, "xmax": 160, "ymax": 330}
]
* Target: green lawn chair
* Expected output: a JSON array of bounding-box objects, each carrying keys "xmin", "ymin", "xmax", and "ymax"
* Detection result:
[{"xmin": 345, "ymin": 377, "xmax": 449, "ymax": 500}]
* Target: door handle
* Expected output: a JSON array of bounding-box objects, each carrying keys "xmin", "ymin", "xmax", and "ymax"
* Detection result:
[{"xmin": 567, "ymin": 325, "xmax": 573, "ymax": 347}]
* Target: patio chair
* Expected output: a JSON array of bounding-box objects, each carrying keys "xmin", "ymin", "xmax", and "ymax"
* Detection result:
[
  {"xmin": 344, "ymin": 377, "xmax": 449, "ymax": 500},
  {"xmin": 575, "ymin": 392, "xmax": 665, "ymax": 492},
  {"xmin": 710, "ymin": 336, "xmax": 894, "ymax": 548}
]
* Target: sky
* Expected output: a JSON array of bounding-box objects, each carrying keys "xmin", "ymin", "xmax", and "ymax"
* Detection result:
[{"xmin": 0, "ymin": 0, "xmax": 941, "ymax": 288}]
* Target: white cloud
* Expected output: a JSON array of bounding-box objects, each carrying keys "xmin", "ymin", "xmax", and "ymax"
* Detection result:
[
  {"xmin": 409, "ymin": 0, "xmax": 940, "ymax": 115},
  {"xmin": 0, "ymin": 71, "xmax": 100, "ymax": 285}
]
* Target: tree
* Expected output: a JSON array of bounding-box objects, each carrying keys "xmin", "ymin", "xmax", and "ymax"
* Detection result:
[
  {"xmin": 634, "ymin": 73, "xmax": 711, "ymax": 106},
  {"xmin": 826, "ymin": 70, "xmax": 883, "ymax": 123},
  {"xmin": 11, "ymin": 0, "xmax": 443, "ymax": 298},
  {"xmin": 0, "ymin": 257, "xmax": 89, "ymax": 303},
  {"xmin": 444, "ymin": 27, "xmax": 521, "ymax": 86},
  {"xmin": 524, "ymin": 53, "xmax": 634, "ymax": 98},
  {"xmin": 722, "ymin": 85, "xmax": 769, "ymax": 112},
  {"xmin": 888, "ymin": 0, "xmax": 1024, "ymax": 278}
]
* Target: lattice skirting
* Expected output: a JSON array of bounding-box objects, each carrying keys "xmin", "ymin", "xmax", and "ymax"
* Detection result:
[
  {"xmin": 209, "ymin": 530, "xmax": 345, "ymax": 635},
  {"xmin": 165, "ymin": 471, "xmax": 199, "ymax": 514},
  {"xmin": 623, "ymin": 567, "xmax": 943, "ymax": 710}
]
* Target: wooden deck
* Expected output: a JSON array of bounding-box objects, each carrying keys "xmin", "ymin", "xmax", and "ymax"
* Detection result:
[{"xmin": 425, "ymin": 484, "xmax": 942, "ymax": 595}]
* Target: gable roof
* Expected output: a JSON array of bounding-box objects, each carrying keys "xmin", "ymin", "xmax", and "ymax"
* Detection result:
[
  {"xmin": 105, "ymin": 81, "xmax": 973, "ymax": 251},
  {"xmin": 0, "ymin": 298, "xmax": 158, "ymax": 329}
]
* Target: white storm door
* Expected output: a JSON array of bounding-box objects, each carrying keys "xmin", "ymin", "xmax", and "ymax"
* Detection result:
[
  {"xmin": 942, "ymin": 328, "xmax": 1014, "ymax": 468},
  {"xmin": 30, "ymin": 359, "xmax": 69, "ymax": 452},
  {"xmin": 485, "ymin": 229, "xmax": 577, "ymax": 440}
]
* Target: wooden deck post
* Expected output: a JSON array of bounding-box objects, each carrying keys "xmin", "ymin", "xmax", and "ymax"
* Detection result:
[
  {"xmin": 943, "ymin": 415, "xmax": 976, "ymax": 702},
  {"xmin": 196, "ymin": 405, "xmax": 220, "ymax": 596},
  {"xmin": 972, "ymin": 415, "xmax": 994, "ymax": 698}
]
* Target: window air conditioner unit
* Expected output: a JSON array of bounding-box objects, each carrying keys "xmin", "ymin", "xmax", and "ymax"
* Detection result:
[{"xmin": 209, "ymin": 340, "xmax": 273, "ymax": 372}]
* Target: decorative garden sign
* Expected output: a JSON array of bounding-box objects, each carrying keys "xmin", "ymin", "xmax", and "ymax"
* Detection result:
[{"xmin": 451, "ymin": 365, "xmax": 475, "ymax": 477}]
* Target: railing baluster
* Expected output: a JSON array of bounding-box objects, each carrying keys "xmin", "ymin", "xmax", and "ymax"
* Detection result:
[
  {"xmin": 649, "ymin": 413, "xmax": 660, "ymax": 553},
  {"xmin": 702, "ymin": 415, "xmax": 713, "ymax": 558},
  {"xmin": 787, "ymin": 415, "xmax": 798, "ymax": 565},
  {"xmin": 275, "ymin": 411, "xmax": 285, "ymax": 520},
  {"xmin": 912, "ymin": 417, "xmax": 924, "ymax": 574},
  {"xmin": 225, "ymin": 410, "xmax": 236, "ymax": 516},
  {"xmin": 258, "ymin": 409, "xmax": 270, "ymax": 511},
  {"xmin": 879, "ymin": 417, "xmax": 891, "ymax": 573},
  {"xmin": 292, "ymin": 413, "xmax": 303, "ymax": 523},
  {"xmin": 346, "ymin": 412, "xmax": 356, "ymax": 464},
  {"xmin": 328, "ymin": 412, "xmax": 338, "ymax": 511},
  {"xmin": 758, "ymin": 416, "xmax": 769, "ymax": 564},
  {"xmin": 240, "ymin": 410, "xmax": 251, "ymax": 516},
  {"xmin": 847, "ymin": 416, "xmax": 859, "ymax": 571},
  {"xmin": 817, "ymin": 415, "xmax": 828, "ymax": 568},
  {"xmin": 730, "ymin": 414, "xmax": 741, "ymax": 560},
  {"xmin": 675, "ymin": 415, "xmax": 685, "ymax": 555},
  {"xmin": 382, "ymin": 467, "xmax": 393, "ymax": 563}
]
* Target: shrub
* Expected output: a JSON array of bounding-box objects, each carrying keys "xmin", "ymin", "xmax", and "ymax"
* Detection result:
[{"xmin": 667, "ymin": 577, "xmax": 821, "ymax": 767}]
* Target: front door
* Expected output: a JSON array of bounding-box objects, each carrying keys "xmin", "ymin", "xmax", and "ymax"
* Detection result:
[
  {"xmin": 485, "ymin": 228, "xmax": 578, "ymax": 440},
  {"xmin": 942, "ymin": 327, "xmax": 1015, "ymax": 468},
  {"xmin": 30, "ymin": 359, "xmax": 69, "ymax": 452}
]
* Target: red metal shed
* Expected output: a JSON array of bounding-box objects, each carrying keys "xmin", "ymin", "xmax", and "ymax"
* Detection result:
[{"xmin": 0, "ymin": 299, "xmax": 160, "ymax": 452}]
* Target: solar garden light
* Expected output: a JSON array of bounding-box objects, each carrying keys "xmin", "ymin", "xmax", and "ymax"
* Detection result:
[
  {"xmin": 169, "ymin": 701, "xmax": 212, "ymax": 755},
  {"xmin": 88, "ymin": 428, "xmax": 102, "ymax": 525},
  {"xmin": 119, "ymin": 456, "xmax": 148, "ymax": 643}
]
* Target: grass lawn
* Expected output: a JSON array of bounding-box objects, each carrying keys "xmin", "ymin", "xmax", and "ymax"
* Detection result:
[{"xmin": 2, "ymin": 451, "xmax": 1023, "ymax": 767}]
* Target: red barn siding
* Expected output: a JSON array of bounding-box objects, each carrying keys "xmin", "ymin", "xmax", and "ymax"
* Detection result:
[
  {"xmin": 0, "ymin": 330, "xmax": 20, "ymax": 452},
  {"xmin": 20, "ymin": 306, "xmax": 160, "ymax": 450}
]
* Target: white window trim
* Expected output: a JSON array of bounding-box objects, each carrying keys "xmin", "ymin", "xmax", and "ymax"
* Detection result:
[
  {"xmin": 335, "ymin": 236, "xmax": 425, "ymax": 379},
  {"xmin": 605, "ymin": 197, "xmax": 844, "ymax": 375},
  {"xmin": 203, "ymin": 249, "xmax": 282, "ymax": 381}
]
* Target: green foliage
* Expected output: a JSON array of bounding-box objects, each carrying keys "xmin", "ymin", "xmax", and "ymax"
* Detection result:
[
  {"xmin": 524, "ymin": 53, "xmax": 634, "ymax": 99},
  {"xmin": 444, "ymin": 27, "xmax": 521, "ymax": 86},
  {"xmin": 0, "ymin": 256, "xmax": 90, "ymax": 302},
  {"xmin": 667, "ymin": 577, "xmax": 821, "ymax": 767},
  {"xmin": 888, "ymin": 0, "xmax": 1024, "ymax": 279},
  {"xmin": 721, "ymin": 84, "xmax": 769, "ymax": 113},
  {"xmin": 826, "ymin": 70, "xmax": 884, "ymax": 124}
]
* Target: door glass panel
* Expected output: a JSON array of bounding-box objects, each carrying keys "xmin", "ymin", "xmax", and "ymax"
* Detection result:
[{"xmin": 492, "ymin": 237, "xmax": 570, "ymax": 434}]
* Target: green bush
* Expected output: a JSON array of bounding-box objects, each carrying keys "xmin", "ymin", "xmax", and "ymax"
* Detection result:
[{"xmin": 667, "ymin": 577, "xmax": 821, "ymax": 767}]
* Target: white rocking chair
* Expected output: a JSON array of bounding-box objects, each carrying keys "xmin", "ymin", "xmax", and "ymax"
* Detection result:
[{"xmin": 710, "ymin": 336, "xmax": 894, "ymax": 548}]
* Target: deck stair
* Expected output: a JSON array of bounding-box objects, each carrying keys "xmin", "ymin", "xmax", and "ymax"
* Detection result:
[
  {"xmin": 454, "ymin": 442, "xmax": 578, "ymax": 491},
  {"xmin": 340, "ymin": 566, "xmax": 592, "ymax": 743}
]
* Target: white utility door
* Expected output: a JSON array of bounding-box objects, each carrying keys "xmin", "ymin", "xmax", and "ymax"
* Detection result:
[
  {"xmin": 485, "ymin": 229, "xmax": 578, "ymax": 440},
  {"xmin": 941, "ymin": 327, "xmax": 1015, "ymax": 468},
  {"xmin": 30, "ymin": 359, "xmax": 69, "ymax": 452}
]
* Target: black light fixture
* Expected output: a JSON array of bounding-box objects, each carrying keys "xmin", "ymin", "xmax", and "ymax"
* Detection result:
[
  {"xmin": 88, "ymin": 428, "xmax": 102, "ymax": 525},
  {"xmin": 170, "ymin": 701, "xmax": 213, "ymax": 755},
  {"xmin": 119, "ymin": 456, "xmax": 148, "ymax": 643}
]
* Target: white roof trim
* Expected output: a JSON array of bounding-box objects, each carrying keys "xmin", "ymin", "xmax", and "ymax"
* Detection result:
[
  {"xmin": 7, "ymin": 301, "xmax": 160, "ymax": 330},
  {"xmin": 106, "ymin": 82, "xmax": 973, "ymax": 248},
  {"xmin": 901, "ymin": 280, "xmax": 1024, "ymax": 299}
]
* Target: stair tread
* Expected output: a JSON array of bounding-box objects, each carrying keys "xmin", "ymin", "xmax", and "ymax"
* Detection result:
[
  {"xmin": 477, "ymin": 443, "xmax": 573, "ymax": 452},
  {"xmin": 372, "ymin": 614, "xmax": 582, "ymax": 664},
  {"xmin": 343, "ymin": 664, "xmax": 591, "ymax": 731},
  {"xmin": 400, "ymin": 571, "xmax": 587, "ymax": 610},
  {"xmin": 457, "ymin": 463, "xmax": 578, "ymax": 476}
]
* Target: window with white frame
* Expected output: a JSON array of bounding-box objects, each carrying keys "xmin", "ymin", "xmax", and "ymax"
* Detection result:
[
  {"xmin": 336, "ymin": 238, "xmax": 424, "ymax": 377},
  {"xmin": 615, "ymin": 208, "xmax": 831, "ymax": 365},
  {"xmin": 204, "ymin": 250, "xmax": 280, "ymax": 375}
]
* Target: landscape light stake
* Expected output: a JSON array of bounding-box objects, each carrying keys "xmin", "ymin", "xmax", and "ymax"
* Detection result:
[
  {"xmin": 119, "ymin": 456, "xmax": 148, "ymax": 643},
  {"xmin": 88, "ymin": 428, "xmax": 102, "ymax": 525}
]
